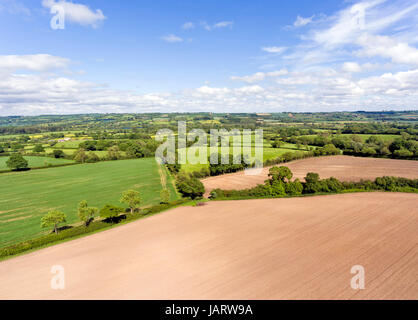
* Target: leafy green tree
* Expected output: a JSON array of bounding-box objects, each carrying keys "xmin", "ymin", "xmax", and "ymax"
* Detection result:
[
  {"xmin": 33, "ymin": 144, "xmax": 45, "ymax": 153},
  {"xmin": 107, "ymin": 145, "xmax": 121, "ymax": 160},
  {"xmin": 176, "ymin": 174, "xmax": 205, "ymax": 199},
  {"xmin": 270, "ymin": 180, "xmax": 286, "ymax": 197},
  {"xmin": 271, "ymin": 140, "xmax": 283, "ymax": 148},
  {"xmin": 53, "ymin": 149, "xmax": 65, "ymax": 158},
  {"xmin": 120, "ymin": 190, "xmax": 141, "ymax": 214},
  {"xmin": 78, "ymin": 200, "xmax": 98, "ymax": 226},
  {"xmin": 304, "ymin": 172, "xmax": 322, "ymax": 194},
  {"xmin": 41, "ymin": 210, "xmax": 67, "ymax": 234},
  {"xmin": 74, "ymin": 148, "xmax": 88, "ymax": 163},
  {"xmin": 268, "ymin": 166, "xmax": 293, "ymax": 183},
  {"xmin": 86, "ymin": 152, "xmax": 100, "ymax": 163},
  {"xmin": 285, "ymin": 179, "xmax": 303, "ymax": 195},
  {"xmin": 394, "ymin": 148, "xmax": 413, "ymax": 158},
  {"xmin": 6, "ymin": 153, "xmax": 28, "ymax": 171}
]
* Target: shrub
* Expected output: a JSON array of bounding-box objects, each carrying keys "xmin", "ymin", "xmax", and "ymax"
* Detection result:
[
  {"xmin": 176, "ymin": 174, "xmax": 205, "ymax": 199},
  {"xmin": 285, "ymin": 179, "xmax": 303, "ymax": 195},
  {"xmin": 100, "ymin": 204, "xmax": 125, "ymax": 221},
  {"xmin": 33, "ymin": 144, "xmax": 45, "ymax": 153}
]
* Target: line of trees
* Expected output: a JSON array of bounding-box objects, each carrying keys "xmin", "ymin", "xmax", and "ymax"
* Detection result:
[
  {"xmin": 209, "ymin": 166, "xmax": 418, "ymax": 199},
  {"xmin": 284, "ymin": 134, "xmax": 418, "ymax": 159},
  {"xmin": 40, "ymin": 189, "xmax": 143, "ymax": 234}
]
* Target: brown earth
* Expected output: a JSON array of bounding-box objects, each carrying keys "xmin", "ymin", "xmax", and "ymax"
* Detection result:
[
  {"xmin": 0, "ymin": 192, "xmax": 417, "ymax": 300},
  {"xmin": 202, "ymin": 156, "xmax": 418, "ymax": 196}
]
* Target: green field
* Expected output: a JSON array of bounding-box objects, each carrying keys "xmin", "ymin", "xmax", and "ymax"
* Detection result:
[
  {"xmin": 0, "ymin": 158, "xmax": 178, "ymax": 247},
  {"xmin": 181, "ymin": 143, "xmax": 311, "ymax": 173},
  {"xmin": 0, "ymin": 156, "xmax": 74, "ymax": 171}
]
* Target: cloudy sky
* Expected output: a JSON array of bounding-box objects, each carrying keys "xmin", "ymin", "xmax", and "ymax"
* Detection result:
[{"xmin": 0, "ymin": 0, "xmax": 417, "ymax": 115}]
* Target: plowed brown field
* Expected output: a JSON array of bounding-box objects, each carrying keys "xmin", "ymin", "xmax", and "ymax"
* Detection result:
[
  {"xmin": 0, "ymin": 192, "xmax": 417, "ymax": 300},
  {"xmin": 202, "ymin": 156, "xmax": 418, "ymax": 196}
]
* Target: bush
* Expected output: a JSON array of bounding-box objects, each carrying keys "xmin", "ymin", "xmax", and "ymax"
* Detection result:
[
  {"xmin": 176, "ymin": 175, "xmax": 205, "ymax": 199},
  {"xmin": 33, "ymin": 144, "xmax": 45, "ymax": 153},
  {"xmin": 100, "ymin": 204, "xmax": 125, "ymax": 222}
]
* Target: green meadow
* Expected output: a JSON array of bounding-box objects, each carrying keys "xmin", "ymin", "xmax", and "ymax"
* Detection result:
[
  {"xmin": 0, "ymin": 156, "xmax": 74, "ymax": 171},
  {"xmin": 180, "ymin": 143, "xmax": 311, "ymax": 173},
  {"xmin": 0, "ymin": 158, "xmax": 178, "ymax": 247}
]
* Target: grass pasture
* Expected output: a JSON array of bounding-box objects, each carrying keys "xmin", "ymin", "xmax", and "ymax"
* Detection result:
[
  {"xmin": 0, "ymin": 158, "xmax": 178, "ymax": 247},
  {"xmin": 0, "ymin": 156, "xmax": 74, "ymax": 171},
  {"xmin": 181, "ymin": 143, "xmax": 311, "ymax": 173}
]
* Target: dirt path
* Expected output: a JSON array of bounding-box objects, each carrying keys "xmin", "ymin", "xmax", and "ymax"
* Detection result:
[
  {"xmin": 0, "ymin": 192, "xmax": 417, "ymax": 300},
  {"xmin": 202, "ymin": 156, "xmax": 418, "ymax": 196}
]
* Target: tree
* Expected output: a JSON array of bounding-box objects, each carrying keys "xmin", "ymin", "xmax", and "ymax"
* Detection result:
[
  {"xmin": 53, "ymin": 149, "xmax": 65, "ymax": 159},
  {"xmin": 41, "ymin": 210, "xmax": 67, "ymax": 234},
  {"xmin": 107, "ymin": 145, "xmax": 121, "ymax": 160},
  {"xmin": 160, "ymin": 189, "xmax": 170, "ymax": 204},
  {"xmin": 100, "ymin": 204, "xmax": 124, "ymax": 221},
  {"xmin": 285, "ymin": 179, "xmax": 303, "ymax": 195},
  {"xmin": 176, "ymin": 175, "xmax": 205, "ymax": 199},
  {"xmin": 33, "ymin": 144, "xmax": 45, "ymax": 153},
  {"xmin": 271, "ymin": 140, "xmax": 283, "ymax": 148},
  {"xmin": 6, "ymin": 153, "xmax": 28, "ymax": 171},
  {"xmin": 120, "ymin": 190, "xmax": 141, "ymax": 214},
  {"xmin": 270, "ymin": 179, "xmax": 286, "ymax": 197},
  {"xmin": 268, "ymin": 166, "xmax": 293, "ymax": 183},
  {"xmin": 86, "ymin": 152, "xmax": 100, "ymax": 163},
  {"xmin": 73, "ymin": 148, "xmax": 88, "ymax": 163},
  {"xmin": 77, "ymin": 200, "xmax": 98, "ymax": 226},
  {"xmin": 304, "ymin": 172, "xmax": 322, "ymax": 194}
]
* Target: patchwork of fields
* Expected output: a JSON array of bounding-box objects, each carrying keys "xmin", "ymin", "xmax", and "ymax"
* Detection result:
[{"xmin": 0, "ymin": 158, "xmax": 178, "ymax": 247}]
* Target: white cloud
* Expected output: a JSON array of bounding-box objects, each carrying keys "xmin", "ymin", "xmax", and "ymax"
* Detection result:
[
  {"xmin": 230, "ymin": 69, "xmax": 288, "ymax": 83},
  {"xmin": 42, "ymin": 0, "xmax": 106, "ymax": 28},
  {"xmin": 213, "ymin": 21, "xmax": 233, "ymax": 28},
  {"xmin": 261, "ymin": 46, "xmax": 287, "ymax": 54},
  {"xmin": 182, "ymin": 22, "xmax": 195, "ymax": 30},
  {"xmin": 294, "ymin": 15, "xmax": 314, "ymax": 27},
  {"xmin": 161, "ymin": 34, "xmax": 183, "ymax": 43},
  {"xmin": 342, "ymin": 62, "xmax": 362, "ymax": 73},
  {"xmin": 0, "ymin": 54, "xmax": 69, "ymax": 72},
  {"xmin": 200, "ymin": 21, "xmax": 233, "ymax": 31},
  {"xmin": 0, "ymin": 0, "xmax": 30, "ymax": 15},
  {"xmin": 357, "ymin": 34, "xmax": 418, "ymax": 65}
]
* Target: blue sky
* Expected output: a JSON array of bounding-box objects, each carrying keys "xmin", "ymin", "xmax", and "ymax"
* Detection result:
[{"xmin": 0, "ymin": 0, "xmax": 418, "ymax": 115}]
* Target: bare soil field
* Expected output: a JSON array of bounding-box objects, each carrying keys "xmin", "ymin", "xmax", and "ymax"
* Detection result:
[
  {"xmin": 202, "ymin": 156, "xmax": 418, "ymax": 196},
  {"xmin": 0, "ymin": 192, "xmax": 417, "ymax": 300}
]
